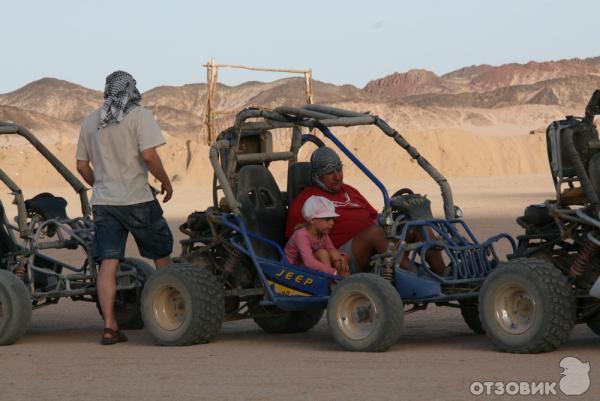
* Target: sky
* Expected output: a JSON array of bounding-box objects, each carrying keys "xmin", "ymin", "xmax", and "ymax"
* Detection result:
[{"xmin": 3, "ymin": 0, "xmax": 600, "ymax": 93}]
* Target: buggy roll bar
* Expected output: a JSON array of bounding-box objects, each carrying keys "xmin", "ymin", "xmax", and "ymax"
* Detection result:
[
  {"xmin": 0, "ymin": 168, "xmax": 28, "ymax": 233},
  {"xmin": 0, "ymin": 122, "xmax": 91, "ymax": 220},
  {"xmin": 212, "ymin": 105, "xmax": 455, "ymax": 219}
]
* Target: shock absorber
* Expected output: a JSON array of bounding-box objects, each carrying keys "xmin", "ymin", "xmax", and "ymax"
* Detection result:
[
  {"xmin": 370, "ymin": 253, "xmax": 394, "ymax": 281},
  {"xmin": 570, "ymin": 240, "xmax": 600, "ymax": 277},
  {"xmin": 382, "ymin": 258, "xmax": 394, "ymax": 281}
]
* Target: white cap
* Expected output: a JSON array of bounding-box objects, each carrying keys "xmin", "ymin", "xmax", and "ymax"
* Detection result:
[{"xmin": 302, "ymin": 196, "xmax": 340, "ymax": 220}]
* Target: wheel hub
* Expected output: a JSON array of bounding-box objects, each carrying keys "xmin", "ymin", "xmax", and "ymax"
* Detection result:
[
  {"xmin": 152, "ymin": 286, "xmax": 185, "ymax": 331},
  {"xmin": 336, "ymin": 292, "xmax": 377, "ymax": 340},
  {"xmin": 493, "ymin": 284, "xmax": 536, "ymax": 335}
]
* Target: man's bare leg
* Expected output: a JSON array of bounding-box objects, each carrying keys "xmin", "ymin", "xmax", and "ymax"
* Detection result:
[
  {"xmin": 409, "ymin": 228, "xmax": 446, "ymax": 275},
  {"xmin": 351, "ymin": 225, "xmax": 388, "ymax": 272},
  {"xmin": 97, "ymin": 258, "xmax": 120, "ymax": 332},
  {"xmin": 154, "ymin": 256, "xmax": 172, "ymax": 270}
]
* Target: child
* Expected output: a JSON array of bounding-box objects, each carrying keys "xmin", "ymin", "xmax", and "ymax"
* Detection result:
[{"xmin": 284, "ymin": 195, "xmax": 349, "ymax": 276}]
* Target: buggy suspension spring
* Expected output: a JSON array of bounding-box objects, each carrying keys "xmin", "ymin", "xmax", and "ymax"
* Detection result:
[
  {"xmin": 570, "ymin": 240, "xmax": 600, "ymax": 277},
  {"xmin": 224, "ymin": 249, "xmax": 242, "ymax": 274},
  {"xmin": 382, "ymin": 263, "xmax": 394, "ymax": 281}
]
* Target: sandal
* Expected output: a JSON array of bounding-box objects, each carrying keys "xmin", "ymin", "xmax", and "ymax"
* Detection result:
[{"xmin": 100, "ymin": 328, "xmax": 128, "ymax": 345}]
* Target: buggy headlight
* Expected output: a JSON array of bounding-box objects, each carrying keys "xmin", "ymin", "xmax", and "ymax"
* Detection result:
[{"xmin": 454, "ymin": 206, "xmax": 463, "ymax": 218}]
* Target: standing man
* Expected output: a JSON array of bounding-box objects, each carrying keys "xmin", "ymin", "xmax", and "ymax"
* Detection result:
[{"xmin": 76, "ymin": 71, "xmax": 174, "ymax": 345}]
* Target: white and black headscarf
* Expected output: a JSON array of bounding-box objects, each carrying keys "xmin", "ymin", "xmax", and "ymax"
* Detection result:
[
  {"xmin": 310, "ymin": 146, "xmax": 343, "ymax": 193},
  {"xmin": 99, "ymin": 70, "xmax": 141, "ymax": 129}
]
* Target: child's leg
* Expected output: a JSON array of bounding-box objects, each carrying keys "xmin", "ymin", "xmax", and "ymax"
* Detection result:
[
  {"xmin": 314, "ymin": 248, "xmax": 332, "ymax": 267},
  {"xmin": 327, "ymin": 248, "xmax": 341, "ymax": 265},
  {"xmin": 327, "ymin": 249, "xmax": 351, "ymax": 276}
]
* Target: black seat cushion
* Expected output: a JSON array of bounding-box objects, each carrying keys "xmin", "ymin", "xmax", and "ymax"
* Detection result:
[
  {"xmin": 0, "ymin": 200, "xmax": 18, "ymax": 260},
  {"xmin": 236, "ymin": 165, "xmax": 286, "ymax": 259},
  {"xmin": 25, "ymin": 192, "xmax": 68, "ymax": 221},
  {"xmin": 589, "ymin": 153, "xmax": 600, "ymax": 199},
  {"xmin": 287, "ymin": 162, "xmax": 312, "ymax": 205}
]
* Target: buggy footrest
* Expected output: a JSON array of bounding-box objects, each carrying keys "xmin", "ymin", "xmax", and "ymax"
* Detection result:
[{"xmin": 394, "ymin": 267, "xmax": 441, "ymax": 299}]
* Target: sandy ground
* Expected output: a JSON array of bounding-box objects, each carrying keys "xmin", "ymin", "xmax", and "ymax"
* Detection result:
[{"xmin": 1, "ymin": 175, "xmax": 600, "ymax": 401}]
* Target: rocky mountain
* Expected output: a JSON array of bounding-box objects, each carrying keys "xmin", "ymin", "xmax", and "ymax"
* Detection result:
[
  {"xmin": 0, "ymin": 77, "xmax": 381, "ymax": 139},
  {"xmin": 365, "ymin": 57, "xmax": 600, "ymax": 98},
  {"xmin": 0, "ymin": 78, "xmax": 102, "ymax": 122},
  {"xmin": 403, "ymin": 75, "xmax": 600, "ymax": 109},
  {"xmin": 1, "ymin": 56, "xmax": 599, "ymax": 144},
  {"xmin": 364, "ymin": 69, "xmax": 462, "ymax": 98}
]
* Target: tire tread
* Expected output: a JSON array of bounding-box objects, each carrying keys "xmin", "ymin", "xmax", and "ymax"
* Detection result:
[{"xmin": 480, "ymin": 258, "xmax": 575, "ymax": 353}]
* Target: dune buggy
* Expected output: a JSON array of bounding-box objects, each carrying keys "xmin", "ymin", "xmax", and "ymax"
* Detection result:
[
  {"xmin": 0, "ymin": 122, "xmax": 153, "ymax": 345},
  {"xmin": 141, "ymin": 105, "xmax": 514, "ymax": 352},
  {"xmin": 479, "ymin": 90, "xmax": 600, "ymax": 353}
]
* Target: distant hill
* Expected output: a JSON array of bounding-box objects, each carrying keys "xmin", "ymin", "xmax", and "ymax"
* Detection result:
[
  {"xmin": 1, "ymin": 56, "xmax": 599, "ymax": 142},
  {"xmin": 365, "ymin": 57, "xmax": 600, "ymax": 98},
  {"xmin": 0, "ymin": 78, "xmax": 101, "ymax": 122},
  {"xmin": 403, "ymin": 75, "xmax": 600, "ymax": 109}
]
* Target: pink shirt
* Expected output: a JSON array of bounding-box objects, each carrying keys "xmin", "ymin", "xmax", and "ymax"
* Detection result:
[{"xmin": 284, "ymin": 227, "xmax": 337, "ymax": 275}]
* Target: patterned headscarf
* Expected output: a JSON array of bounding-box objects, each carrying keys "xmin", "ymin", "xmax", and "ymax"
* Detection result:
[
  {"xmin": 310, "ymin": 146, "xmax": 343, "ymax": 193},
  {"xmin": 99, "ymin": 70, "xmax": 141, "ymax": 129}
]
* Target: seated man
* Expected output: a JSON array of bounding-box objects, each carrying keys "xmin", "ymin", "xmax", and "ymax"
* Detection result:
[{"xmin": 286, "ymin": 146, "xmax": 445, "ymax": 274}]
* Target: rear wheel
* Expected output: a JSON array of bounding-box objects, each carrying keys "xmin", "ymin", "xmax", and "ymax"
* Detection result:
[
  {"xmin": 459, "ymin": 299, "xmax": 485, "ymax": 335},
  {"xmin": 96, "ymin": 258, "xmax": 155, "ymax": 330},
  {"xmin": 327, "ymin": 274, "xmax": 403, "ymax": 352},
  {"xmin": 253, "ymin": 307, "xmax": 324, "ymax": 334},
  {"xmin": 479, "ymin": 258, "xmax": 575, "ymax": 353},
  {"xmin": 141, "ymin": 264, "xmax": 224, "ymax": 346},
  {"xmin": 586, "ymin": 313, "xmax": 600, "ymax": 336},
  {"xmin": 0, "ymin": 270, "xmax": 32, "ymax": 345}
]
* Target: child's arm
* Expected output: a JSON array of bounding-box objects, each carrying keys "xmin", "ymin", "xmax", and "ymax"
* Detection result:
[{"xmin": 295, "ymin": 232, "xmax": 337, "ymax": 275}]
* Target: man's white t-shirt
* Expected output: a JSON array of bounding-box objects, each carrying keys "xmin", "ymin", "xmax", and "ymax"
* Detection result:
[{"xmin": 76, "ymin": 106, "xmax": 166, "ymax": 206}]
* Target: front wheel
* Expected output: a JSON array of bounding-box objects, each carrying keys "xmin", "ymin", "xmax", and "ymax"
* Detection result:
[
  {"xmin": 0, "ymin": 270, "xmax": 32, "ymax": 345},
  {"xmin": 141, "ymin": 264, "xmax": 224, "ymax": 346},
  {"xmin": 479, "ymin": 258, "xmax": 575, "ymax": 353},
  {"xmin": 327, "ymin": 274, "xmax": 403, "ymax": 352}
]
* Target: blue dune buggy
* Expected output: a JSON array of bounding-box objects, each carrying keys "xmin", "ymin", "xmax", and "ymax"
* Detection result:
[{"xmin": 141, "ymin": 105, "xmax": 515, "ymax": 351}]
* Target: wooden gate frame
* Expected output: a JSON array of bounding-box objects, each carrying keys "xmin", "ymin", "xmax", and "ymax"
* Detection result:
[{"xmin": 203, "ymin": 58, "xmax": 313, "ymax": 144}]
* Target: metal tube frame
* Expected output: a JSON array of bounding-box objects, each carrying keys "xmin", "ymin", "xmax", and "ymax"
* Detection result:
[
  {"xmin": 211, "ymin": 105, "xmax": 456, "ymax": 221},
  {"xmin": 0, "ymin": 122, "xmax": 91, "ymax": 219}
]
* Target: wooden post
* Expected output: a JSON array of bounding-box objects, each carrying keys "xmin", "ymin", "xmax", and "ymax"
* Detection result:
[
  {"xmin": 202, "ymin": 60, "xmax": 313, "ymax": 144},
  {"xmin": 305, "ymin": 69, "xmax": 313, "ymax": 104},
  {"xmin": 204, "ymin": 58, "xmax": 218, "ymax": 145}
]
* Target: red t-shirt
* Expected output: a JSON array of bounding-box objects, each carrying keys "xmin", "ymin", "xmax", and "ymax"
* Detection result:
[{"xmin": 285, "ymin": 184, "xmax": 378, "ymax": 248}]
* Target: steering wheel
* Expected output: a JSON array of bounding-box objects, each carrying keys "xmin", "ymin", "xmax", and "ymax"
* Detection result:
[{"xmin": 391, "ymin": 188, "xmax": 414, "ymax": 198}]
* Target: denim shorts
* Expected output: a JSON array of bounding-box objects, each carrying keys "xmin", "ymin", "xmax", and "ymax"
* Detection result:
[{"xmin": 92, "ymin": 200, "xmax": 173, "ymax": 262}]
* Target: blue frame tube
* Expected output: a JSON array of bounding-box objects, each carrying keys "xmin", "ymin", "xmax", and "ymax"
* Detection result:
[
  {"xmin": 315, "ymin": 125, "xmax": 391, "ymax": 209},
  {"xmin": 391, "ymin": 218, "xmax": 516, "ymax": 284},
  {"xmin": 219, "ymin": 215, "xmax": 280, "ymax": 303}
]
